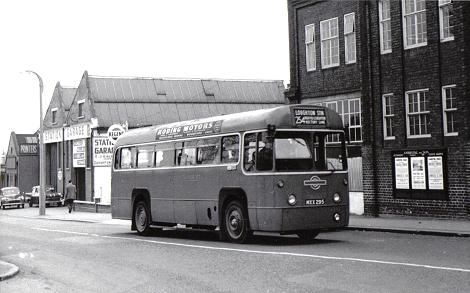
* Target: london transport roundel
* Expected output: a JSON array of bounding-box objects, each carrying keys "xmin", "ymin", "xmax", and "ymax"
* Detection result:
[{"xmin": 107, "ymin": 124, "xmax": 125, "ymax": 143}]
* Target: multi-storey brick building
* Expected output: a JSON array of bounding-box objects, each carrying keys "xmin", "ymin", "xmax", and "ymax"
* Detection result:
[{"xmin": 287, "ymin": 0, "xmax": 470, "ymax": 219}]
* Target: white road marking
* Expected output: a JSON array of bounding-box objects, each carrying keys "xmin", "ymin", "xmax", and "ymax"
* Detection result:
[{"xmin": 32, "ymin": 227, "xmax": 470, "ymax": 273}]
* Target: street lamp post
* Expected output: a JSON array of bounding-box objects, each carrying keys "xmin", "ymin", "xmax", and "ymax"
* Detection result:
[{"xmin": 26, "ymin": 70, "xmax": 46, "ymax": 216}]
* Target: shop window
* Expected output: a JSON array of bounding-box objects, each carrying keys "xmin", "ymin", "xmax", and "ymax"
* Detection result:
[
  {"xmin": 320, "ymin": 17, "xmax": 339, "ymax": 68},
  {"xmin": 402, "ymin": 0, "xmax": 427, "ymax": 49},
  {"xmin": 379, "ymin": 0, "xmax": 392, "ymax": 54},
  {"xmin": 344, "ymin": 13, "xmax": 356, "ymax": 64},
  {"xmin": 305, "ymin": 23, "xmax": 316, "ymax": 71}
]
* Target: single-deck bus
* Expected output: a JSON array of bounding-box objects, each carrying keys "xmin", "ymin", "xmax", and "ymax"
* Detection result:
[{"xmin": 111, "ymin": 104, "xmax": 349, "ymax": 243}]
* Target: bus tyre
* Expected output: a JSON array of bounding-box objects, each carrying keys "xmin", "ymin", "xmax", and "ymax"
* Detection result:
[
  {"xmin": 222, "ymin": 200, "xmax": 251, "ymax": 243},
  {"xmin": 134, "ymin": 201, "xmax": 151, "ymax": 236},
  {"xmin": 297, "ymin": 230, "xmax": 320, "ymax": 241}
]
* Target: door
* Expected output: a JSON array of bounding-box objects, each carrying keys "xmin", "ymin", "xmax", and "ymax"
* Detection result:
[{"xmin": 75, "ymin": 168, "xmax": 86, "ymax": 201}]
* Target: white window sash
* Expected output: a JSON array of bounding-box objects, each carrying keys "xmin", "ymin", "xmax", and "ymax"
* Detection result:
[
  {"xmin": 442, "ymin": 85, "xmax": 457, "ymax": 136},
  {"xmin": 382, "ymin": 94, "xmax": 395, "ymax": 139},
  {"xmin": 402, "ymin": 0, "xmax": 427, "ymax": 49},
  {"xmin": 405, "ymin": 89, "xmax": 431, "ymax": 138},
  {"xmin": 439, "ymin": 0, "xmax": 454, "ymax": 42},
  {"xmin": 305, "ymin": 24, "xmax": 316, "ymax": 71},
  {"xmin": 320, "ymin": 18, "xmax": 339, "ymax": 68},
  {"xmin": 379, "ymin": 0, "xmax": 392, "ymax": 54},
  {"xmin": 344, "ymin": 13, "xmax": 356, "ymax": 64}
]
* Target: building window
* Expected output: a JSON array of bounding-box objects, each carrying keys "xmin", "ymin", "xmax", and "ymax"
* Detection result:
[
  {"xmin": 379, "ymin": 0, "xmax": 392, "ymax": 54},
  {"xmin": 439, "ymin": 0, "xmax": 454, "ymax": 42},
  {"xmin": 344, "ymin": 13, "xmax": 356, "ymax": 64},
  {"xmin": 402, "ymin": 0, "xmax": 427, "ymax": 49},
  {"xmin": 51, "ymin": 108, "xmax": 58, "ymax": 124},
  {"xmin": 305, "ymin": 24, "xmax": 316, "ymax": 71},
  {"xmin": 442, "ymin": 85, "xmax": 457, "ymax": 136},
  {"xmin": 324, "ymin": 99, "xmax": 362, "ymax": 143},
  {"xmin": 406, "ymin": 89, "xmax": 430, "ymax": 138},
  {"xmin": 320, "ymin": 17, "xmax": 339, "ymax": 68},
  {"xmin": 78, "ymin": 100, "xmax": 85, "ymax": 118},
  {"xmin": 382, "ymin": 94, "xmax": 395, "ymax": 139}
]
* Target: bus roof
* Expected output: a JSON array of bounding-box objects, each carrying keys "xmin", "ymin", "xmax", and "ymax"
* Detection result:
[{"xmin": 115, "ymin": 104, "xmax": 344, "ymax": 147}]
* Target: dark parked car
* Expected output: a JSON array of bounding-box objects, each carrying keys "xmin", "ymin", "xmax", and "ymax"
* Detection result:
[
  {"xmin": 0, "ymin": 187, "xmax": 25, "ymax": 209},
  {"xmin": 29, "ymin": 186, "xmax": 63, "ymax": 207}
]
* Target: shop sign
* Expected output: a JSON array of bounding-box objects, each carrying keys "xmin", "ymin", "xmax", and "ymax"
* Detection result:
[
  {"xmin": 44, "ymin": 128, "xmax": 63, "ymax": 144},
  {"xmin": 65, "ymin": 123, "xmax": 92, "ymax": 141},
  {"xmin": 107, "ymin": 124, "xmax": 126, "ymax": 143},
  {"xmin": 93, "ymin": 137, "xmax": 114, "ymax": 167},
  {"xmin": 19, "ymin": 144, "xmax": 38, "ymax": 154},
  {"xmin": 155, "ymin": 120, "xmax": 223, "ymax": 140},
  {"xmin": 293, "ymin": 108, "xmax": 327, "ymax": 126},
  {"xmin": 394, "ymin": 157, "xmax": 409, "ymax": 189},
  {"xmin": 73, "ymin": 139, "xmax": 86, "ymax": 168}
]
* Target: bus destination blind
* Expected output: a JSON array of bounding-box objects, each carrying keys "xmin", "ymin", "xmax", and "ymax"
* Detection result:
[{"xmin": 293, "ymin": 108, "xmax": 327, "ymax": 126}]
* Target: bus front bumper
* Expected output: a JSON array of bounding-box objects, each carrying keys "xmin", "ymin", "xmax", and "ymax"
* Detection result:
[{"xmin": 252, "ymin": 205, "xmax": 349, "ymax": 233}]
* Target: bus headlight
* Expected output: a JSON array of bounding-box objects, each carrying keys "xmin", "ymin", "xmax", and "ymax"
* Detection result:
[
  {"xmin": 277, "ymin": 180, "xmax": 285, "ymax": 188},
  {"xmin": 287, "ymin": 194, "xmax": 297, "ymax": 206},
  {"xmin": 333, "ymin": 193, "xmax": 341, "ymax": 203}
]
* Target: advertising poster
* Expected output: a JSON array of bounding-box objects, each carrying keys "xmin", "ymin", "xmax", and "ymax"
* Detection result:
[
  {"xmin": 427, "ymin": 156, "xmax": 444, "ymax": 190},
  {"xmin": 93, "ymin": 137, "xmax": 114, "ymax": 167},
  {"xmin": 394, "ymin": 157, "xmax": 409, "ymax": 189},
  {"xmin": 73, "ymin": 139, "xmax": 86, "ymax": 168},
  {"xmin": 411, "ymin": 157, "xmax": 426, "ymax": 190}
]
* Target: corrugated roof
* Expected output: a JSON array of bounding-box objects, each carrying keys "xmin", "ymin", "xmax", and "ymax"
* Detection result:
[{"xmin": 88, "ymin": 76, "xmax": 286, "ymax": 128}]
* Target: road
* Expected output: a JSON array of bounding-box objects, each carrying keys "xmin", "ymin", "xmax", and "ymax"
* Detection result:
[{"xmin": 0, "ymin": 209, "xmax": 469, "ymax": 293}]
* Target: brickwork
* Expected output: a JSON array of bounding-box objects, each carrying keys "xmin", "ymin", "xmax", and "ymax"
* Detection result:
[{"xmin": 288, "ymin": 0, "xmax": 469, "ymax": 219}]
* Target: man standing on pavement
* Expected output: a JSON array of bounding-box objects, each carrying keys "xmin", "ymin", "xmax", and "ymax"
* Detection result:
[{"xmin": 64, "ymin": 180, "xmax": 76, "ymax": 213}]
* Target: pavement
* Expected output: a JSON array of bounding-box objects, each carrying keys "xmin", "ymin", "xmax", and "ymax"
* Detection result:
[{"xmin": 1, "ymin": 206, "xmax": 469, "ymax": 281}]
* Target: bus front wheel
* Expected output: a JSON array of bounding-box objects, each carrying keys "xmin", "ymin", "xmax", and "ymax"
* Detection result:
[
  {"xmin": 134, "ymin": 201, "xmax": 151, "ymax": 236},
  {"xmin": 222, "ymin": 200, "xmax": 251, "ymax": 243}
]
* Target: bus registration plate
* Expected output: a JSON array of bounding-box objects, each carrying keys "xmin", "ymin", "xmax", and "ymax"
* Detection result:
[{"xmin": 306, "ymin": 199, "xmax": 325, "ymax": 205}]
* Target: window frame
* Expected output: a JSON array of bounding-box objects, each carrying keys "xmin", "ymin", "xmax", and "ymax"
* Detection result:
[
  {"xmin": 77, "ymin": 99, "xmax": 85, "ymax": 119},
  {"xmin": 442, "ymin": 85, "xmax": 457, "ymax": 136},
  {"xmin": 379, "ymin": 0, "xmax": 392, "ymax": 54},
  {"xmin": 51, "ymin": 108, "xmax": 58, "ymax": 125},
  {"xmin": 405, "ymin": 89, "xmax": 431, "ymax": 138},
  {"xmin": 402, "ymin": 0, "xmax": 428, "ymax": 49},
  {"xmin": 382, "ymin": 93, "xmax": 395, "ymax": 140},
  {"xmin": 439, "ymin": 0, "xmax": 454, "ymax": 42},
  {"xmin": 305, "ymin": 23, "xmax": 316, "ymax": 71},
  {"xmin": 320, "ymin": 17, "xmax": 340, "ymax": 69},
  {"xmin": 344, "ymin": 13, "xmax": 356, "ymax": 64}
]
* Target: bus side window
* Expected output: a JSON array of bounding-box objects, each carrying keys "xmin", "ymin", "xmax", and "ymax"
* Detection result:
[
  {"xmin": 136, "ymin": 146, "xmax": 155, "ymax": 168},
  {"xmin": 155, "ymin": 143, "xmax": 174, "ymax": 167},
  {"xmin": 257, "ymin": 132, "xmax": 273, "ymax": 171},
  {"xmin": 120, "ymin": 147, "xmax": 133, "ymax": 169},
  {"xmin": 196, "ymin": 138, "xmax": 220, "ymax": 165},
  {"xmin": 244, "ymin": 133, "xmax": 257, "ymax": 171},
  {"xmin": 221, "ymin": 135, "xmax": 239, "ymax": 164},
  {"xmin": 114, "ymin": 149, "xmax": 121, "ymax": 169}
]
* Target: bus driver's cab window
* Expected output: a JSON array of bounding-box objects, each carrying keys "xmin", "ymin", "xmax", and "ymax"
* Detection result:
[{"xmin": 244, "ymin": 132, "xmax": 273, "ymax": 172}]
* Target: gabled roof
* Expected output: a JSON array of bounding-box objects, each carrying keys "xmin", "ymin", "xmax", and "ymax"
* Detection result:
[
  {"xmin": 67, "ymin": 71, "xmax": 287, "ymax": 128},
  {"xmin": 61, "ymin": 87, "xmax": 77, "ymax": 111},
  {"xmin": 43, "ymin": 83, "xmax": 77, "ymax": 129}
]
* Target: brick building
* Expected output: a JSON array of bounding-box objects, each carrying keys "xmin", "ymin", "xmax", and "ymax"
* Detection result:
[
  {"xmin": 364, "ymin": 0, "xmax": 470, "ymax": 219},
  {"xmin": 286, "ymin": 0, "xmax": 469, "ymax": 219},
  {"xmin": 3, "ymin": 132, "xmax": 39, "ymax": 193}
]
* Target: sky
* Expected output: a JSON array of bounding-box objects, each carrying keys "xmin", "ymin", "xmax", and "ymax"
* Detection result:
[{"xmin": 0, "ymin": 0, "xmax": 290, "ymax": 154}]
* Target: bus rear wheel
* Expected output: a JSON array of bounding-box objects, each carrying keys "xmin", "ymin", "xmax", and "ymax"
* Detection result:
[
  {"xmin": 297, "ymin": 230, "xmax": 320, "ymax": 241},
  {"xmin": 222, "ymin": 200, "xmax": 251, "ymax": 243},
  {"xmin": 134, "ymin": 201, "xmax": 151, "ymax": 236}
]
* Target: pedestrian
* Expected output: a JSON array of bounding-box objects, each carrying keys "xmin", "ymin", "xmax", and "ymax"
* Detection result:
[{"xmin": 64, "ymin": 180, "xmax": 76, "ymax": 213}]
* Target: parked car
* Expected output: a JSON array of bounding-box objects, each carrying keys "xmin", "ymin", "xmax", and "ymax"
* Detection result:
[
  {"xmin": 0, "ymin": 187, "xmax": 25, "ymax": 209},
  {"xmin": 29, "ymin": 186, "xmax": 63, "ymax": 207}
]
